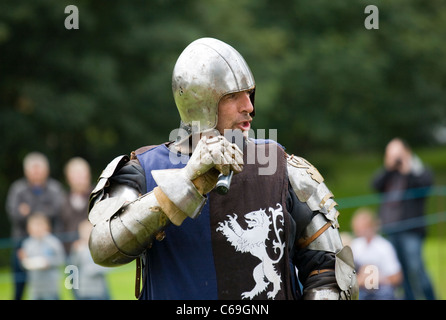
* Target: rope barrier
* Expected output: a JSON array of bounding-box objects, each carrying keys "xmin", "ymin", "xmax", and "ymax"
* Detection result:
[{"xmin": 337, "ymin": 185, "xmax": 446, "ymax": 209}]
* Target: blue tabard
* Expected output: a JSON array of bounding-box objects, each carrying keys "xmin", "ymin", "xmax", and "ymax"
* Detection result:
[{"xmin": 137, "ymin": 140, "xmax": 292, "ymax": 300}]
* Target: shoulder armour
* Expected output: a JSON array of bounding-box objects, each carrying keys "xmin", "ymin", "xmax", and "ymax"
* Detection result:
[{"xmin": 286, "ymin": 154, "xmax": 339, "ymax": 226}]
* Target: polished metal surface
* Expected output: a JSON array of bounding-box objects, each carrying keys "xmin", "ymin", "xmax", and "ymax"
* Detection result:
[
  {"xmin": 89, "ymin": 191, "xmax": 169, "ymax": 267},
  {"xmin": 287, "ymin": 153, "xmax": 340, "ymax": 225},
  {"xmin": 301, "ymin": 213, "xmax": 343, "ymax": 253},
  {"xmin": 172, "ymin": 37, "xmax": 255, "ymax": 137},
  {"xmin": 335, "ymin": 245, "xmax": 359, "ymax": 300}
]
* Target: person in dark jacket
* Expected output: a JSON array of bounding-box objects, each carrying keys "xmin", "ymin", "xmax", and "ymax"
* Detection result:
[
  {"xmin": 6, "ymin": 152, "xmax": 65, "ymax": 299},
  {"xmin": 372, "ymin": 138, "xmax": 435, "ymax": 300}
]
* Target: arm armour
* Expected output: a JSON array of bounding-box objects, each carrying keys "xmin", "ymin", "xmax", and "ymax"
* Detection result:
[
  {"xmin": 286, "ymin": 154, "xmax": 358, "ymax": 300},
  {"xmin": 88, "ymin": 154, "xmax": 206, "ymax": 267}
]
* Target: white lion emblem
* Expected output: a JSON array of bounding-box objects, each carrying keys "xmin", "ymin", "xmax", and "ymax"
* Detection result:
[{"xmin": 216, "ymin": 203, "xmax": 285, "ymax": 299}]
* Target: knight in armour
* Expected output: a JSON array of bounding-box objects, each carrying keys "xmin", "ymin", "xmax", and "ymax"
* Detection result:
[{"xmin": 88, "ymin": 38, "xmax": 358, "ymax": 300}]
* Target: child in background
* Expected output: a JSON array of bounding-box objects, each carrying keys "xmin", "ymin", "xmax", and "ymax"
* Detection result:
[
  {"xmin": 69, "ymin": 219, "xmax": 110, "ymax": 299},
  {"xmin": 19, "ymin": 213, "xmax": 65, "ymax": 300},
  {"xmin": 350, "ymin": 208, "xmax": 402, "ymax": 300}
]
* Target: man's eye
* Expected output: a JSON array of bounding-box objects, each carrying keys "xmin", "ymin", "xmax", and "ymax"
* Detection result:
[{"xmin": 224, "ymin": 93, "xmax": 236, "ymax": 100}]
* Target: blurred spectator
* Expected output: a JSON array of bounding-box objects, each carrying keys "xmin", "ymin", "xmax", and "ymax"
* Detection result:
[
  {"xmin": 371, "ymin": 138, "xmax": 436, "ymax": 300},
  {"xmin": 350, "ymin": 208, "xmax": 402, "ymax": 300},
  {"xmin": 61, "ymin": 157, "xmax": 92, "ymax": 253},
  {"xmin": 18, "ymin": 213, "xmax": 65, "ymax": 300},
  {"xmin": 69, "ymin": 219, "xmax": 110, "ymax": 300},
  {"xmin": 6, "ymin": 151, "xmax": 65, "ymax": 300}
]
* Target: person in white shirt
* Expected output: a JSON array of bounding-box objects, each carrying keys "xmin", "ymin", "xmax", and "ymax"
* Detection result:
[{"xmin": 350, "ymin": 208, "xmax": 402, "ymax": 299}]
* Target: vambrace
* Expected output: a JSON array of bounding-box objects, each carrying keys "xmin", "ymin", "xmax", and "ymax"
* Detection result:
[
  {"xmin": 287, "ymin": 153, "xmax": 358, "ymax": 300},
  {"xmin": 88, "ymin": 155, "xmax": 206, "ymax": 267},
  {"xmin": 89, "ymin": 189, "xmax": 169, "ymax": 267},
  {"xmin": 297, "ymin": 213, "xmax": 357, "ymax": 300}
]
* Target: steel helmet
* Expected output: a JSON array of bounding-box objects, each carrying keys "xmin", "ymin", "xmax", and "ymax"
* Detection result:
[{"xmin": 172, "ymin": 37, "xmax": 255, "ymax": 138}]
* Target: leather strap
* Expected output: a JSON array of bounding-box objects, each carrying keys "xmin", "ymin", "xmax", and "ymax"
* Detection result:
[
  {"xmin": 296, "ymin": 221, "xmax": 332, "ymax": 248},
  {"xmin": 309, "ymin": 268, "xmax": 334, "ymax": 277},
  {"xmin": 135, "ymin": 257, "xmax": 142, "ymax": 299},
  {"xmin": 153, "ymin": 186, "xmax": 188, "ymax": 226}
]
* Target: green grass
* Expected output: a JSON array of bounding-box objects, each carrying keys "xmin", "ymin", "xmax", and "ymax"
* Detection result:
[
  {"xmin": 0, "ymin": 262, "xmax": 136, "ymax": 300},
  {"xmin": 105, "ymin": 262, "xmax": 136, "ymax": 300},
  {"xmin": 424, "ymin": 237, "xmax": 446, "ymax": 300},
  {"xmin": 0, "ymin": 237, "xmax": 444, "ymax": 300}
]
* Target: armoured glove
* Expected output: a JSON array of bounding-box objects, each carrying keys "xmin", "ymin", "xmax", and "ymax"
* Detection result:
[
  {"xmin": 186, "ymin": 135, "xmax": 244, "ymax": 195},
  {"xmin": 152, "ymin": 135, "xmax": 244, "ymax": 226}
]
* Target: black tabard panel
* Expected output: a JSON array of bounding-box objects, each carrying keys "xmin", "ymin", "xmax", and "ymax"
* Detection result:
[{"xmin": 209, "ymin": 140, "xmax": 293, "ymax": 300}]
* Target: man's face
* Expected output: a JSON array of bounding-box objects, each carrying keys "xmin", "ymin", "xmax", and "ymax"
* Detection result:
[
  {"xmin": 25, "ymin": 163, "xmax": 49, "ymax": 187},
  {"xmin": 66, "ymin": 164, "xmax": 91, "ymax": 194},
  {"xmin": 216, "ymin": 90, "xmax": 254, "ymax": 134}
]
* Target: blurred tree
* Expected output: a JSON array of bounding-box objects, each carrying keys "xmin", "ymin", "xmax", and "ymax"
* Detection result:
[
  {"xmin": 256, "ymin": 0, "xmax": 446, "ymax": 152},
  {"xmin": 0, "ymin": 0, "xmax": 445, "ymax": 239}
]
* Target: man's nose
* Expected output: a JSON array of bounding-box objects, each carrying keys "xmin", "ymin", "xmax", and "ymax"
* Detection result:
[{"xmin": 239, "ymin": 92, "xmax": 254, "ymax": 114}]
